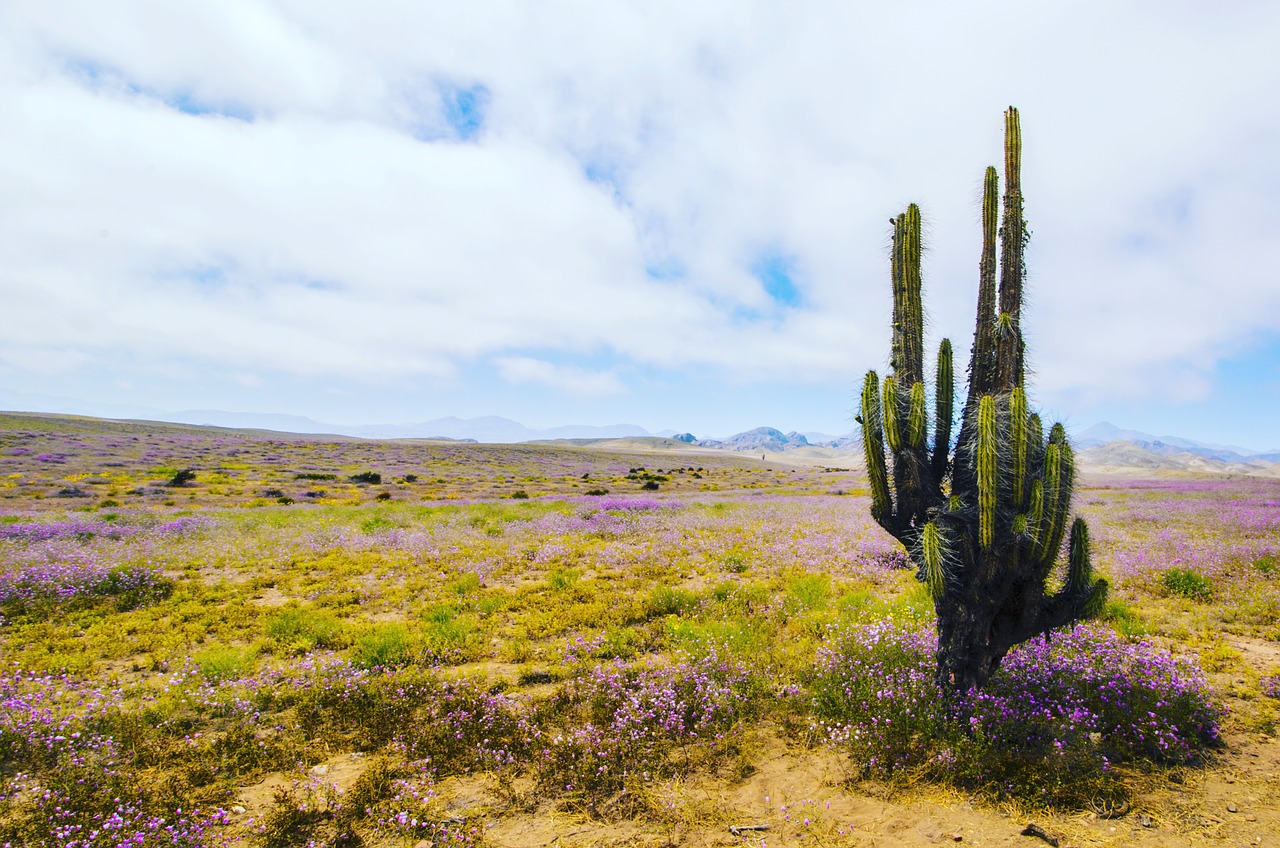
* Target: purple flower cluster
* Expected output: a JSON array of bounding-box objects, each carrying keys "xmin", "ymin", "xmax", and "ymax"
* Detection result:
[
  {"xmin": 535, "ymin": 649, "xmax": 756, "ymax": 794},
  {"xmin": 0, "ymin": 561, "xmax": 173, "ymax": 615},
  {"xmin": 810, "ymin": 620, "xmax": 1222, "ymax": 796},
  {"xmin": 18, "ymin": 795, "xmax": 230, "ymax": 848},
  {"xmin": 0, "ymin": 516, "xmax": 204, "ymax": 543},
  {"xmin": 975, "ymin": 623, "xmax": 1222, "ymax": 761},
  {"xmin": 588, "ymin": 497, "xmax": 672, "ymax": 512},
  {"xmin": 1082, "ymin": 479, "xmax": 1280, "ymax": 590},
  {"xmin": 0, "ymin": 670, "xmax": 231, "ymax": 846}
]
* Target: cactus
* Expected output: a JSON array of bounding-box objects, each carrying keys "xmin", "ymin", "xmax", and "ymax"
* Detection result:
[{"xmin": 859, "ymin": 107, "xmax": 1107, "ymax": 693}]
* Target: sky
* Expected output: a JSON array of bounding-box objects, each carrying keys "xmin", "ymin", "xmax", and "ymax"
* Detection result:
[{"xmin": 2, "ymin": 2, "xmax": 1279, "ymax": 448}]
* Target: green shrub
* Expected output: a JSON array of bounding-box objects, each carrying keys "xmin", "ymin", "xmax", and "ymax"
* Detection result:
[
  {"xmin": 786, "ymin": 574, "xmax": 830, "ymax": 611},
  {"xmin": 350, "ymin": 472, "xmax": 382, "ymax": 484},
  {"xmin": 447, "ymin": 572, "xmax": 482, "ymax": 596},
  {"xmin": 1102, "ymin": 599, "xmax": 1148, "ymax": 638},
  {"xmin": 194, "ymin": 644, "xmax": 256, "ymax": 682},
  {"xmin": 352, "ymin": 622, "xmax": 413, "ymax": 668},
  {"xmin": 546, "ymin": 567, "xmax": 581, "ymax": 591},
  {"xmin": 420, "ymin": 603, "xmax": 480, "ymax": 663},
  {"xmin": 167, "ymin": 468, "xmax": 197, "ymax": 487},
  {"xmin": 266, "ymin": 607, "xmax": 343, "ymax": 652},
  {"xmin": 667, "ymin": 617, "xmax": 769, "ymax": 658},
  {"xmin": 360, "ymin": 515, "xmax": 396, "ymax": 534},
  {"xmin": 1162, "ymin": 568, "xmax": 1214, "ymax": 601},
  {"xmin": 646, "ymin": 584, "xmax": 699, "ymax": 618}
]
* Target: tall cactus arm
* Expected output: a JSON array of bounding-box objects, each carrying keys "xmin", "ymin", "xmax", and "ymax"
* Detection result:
[
  {"xmin": 908, "ymin": 381, "xmax": 928, "ymax": 448},
  {"xmin": 968, "ymin": 166, "xmax": 1000, "ymax": 403},
  {"xmin": 1035, "ymin": 436, "xmax": 1074, "ymax": 578},
  {"xmin": 995, "ymin": 106, "xmax": 1025, "ymax": 392},
  {"xmin": 1026, "ymin": 412, "xmax": 1045, "ymax": 474},
  {"xmin": 861, "ymin": 371, "xmax": 892, "ymax": 525},
  {"xmin": 1009, "ymin": 387, "xmax": 1027, "ymax": 509},
  {"xmin": 883, "ymin": 375, "xmax": 902, "ymax": 453},
  {"xmin": 976, "ymin": 394, "xmax": 998, "ymax": 549},
  {"xmin": 1065, "ymin": 517, "xmax": 1093, "ymax": 593},
  {"xmin": 1036, "ymin": 443, "xmax": 1063, "ymax": 564},
  {"xmin": 1040, "ymin": 518, "xmax": 1109, "ymax": 631},
  {"xmin": 921, "ymin": 521, "xmax": 947, "ymax": 601},
  {"xmin": 932, "ymin": 339, "xmax": 954, "ymax": 484},
  {"xmin": 1026, "ymin": 478, "xmax": 1044, "ymax": 547},
  {"xmin": 892, "ymin": 206, "xmax": 926, "ymax": 386}
]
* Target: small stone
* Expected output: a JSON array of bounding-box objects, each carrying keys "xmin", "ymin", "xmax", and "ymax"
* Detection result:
[
  {"xmin": 231, "ymin": 805, "xmax": 246, "ymax": 815},
  {"xmin": 311, "ymin": 763, "xmax": 329, "ymax": 776},
  {"xmin": 1227, "ymin": 803, "xmax": 1238, "ymax": 813},
  {"xmin": 1140, "ymin": 815, "xmax": 1153, "ymax": 828},
  {"xmin": 952, "ymin": 834, "xmax": 963, "ymax": 842},
  {"xmin": 1225, "ymin": 776, "xmax": 1235, "ymax": 783},
  {"xmin": 1246, "ymin": 814, "xmax": 1257, "ymax": 822},
  {"xmin": 413, "ymin": 841, "xmax": 434, "ymax": 848}
]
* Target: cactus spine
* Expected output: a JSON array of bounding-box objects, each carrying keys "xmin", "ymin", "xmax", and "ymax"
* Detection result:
[{"xmin": 859, "ymin": 107, "xmax": 1107, "ymax": 693}]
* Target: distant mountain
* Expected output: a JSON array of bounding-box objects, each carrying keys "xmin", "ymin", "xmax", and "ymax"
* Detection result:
[
  {"xmin": 170, "ymin": 409, "xmax": 337, "ymax": 434},
  {"xmin": 1076, "ymin": 422, "xmax": 1273, "ymax": 463},
  {"xmin": 1078, "ymin": 440, "xmax": 1280, "ymax": 477},
  {"xmin": 695, "ymin": 427, "xmax": 857, "ymax": 452}
]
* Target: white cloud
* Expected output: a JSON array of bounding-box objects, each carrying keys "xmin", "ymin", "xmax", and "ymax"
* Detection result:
[
  {"xmin": 494, "ymin": 357, "xmax": 624, "ymax": 396},
  {"xmin": 1, "ymin": 0, "xmax": 1278, "ymax": 434}
]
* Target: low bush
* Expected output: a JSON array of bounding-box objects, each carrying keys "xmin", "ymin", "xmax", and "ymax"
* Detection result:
[
  {"xmin": 266, "ymin": 607, "xmax": 344, "ymax": 653},
  {"xmin": 167, "ymin": 468, "xmax": 197, "ymax": 487},
  {"xmin": 352, "ymin": 622, "xmax": 413, "ymax": 669},
  {"xmin": 809, "ymin": 620, "xmax": 1222, "ymax": 807},
  {"xmin": 0, "ymin": 562, "xmax": 173, "ymax": 618},
  {"xmin": 646, "ymin": 584, "xmax": 699, "ymax": 618},
  {"xmin": 1162, "ymin": 568, "xmax": 1214, "ymax": 601},
  {"xmin": 546, "ymin": 566, "xmax": 581, "ymax": 591},
  {"xmin": 194, "ymin": 644, "xmax": 257, "ymax": 682},
  {"xmin": 420, "ymin": 603, "xmax": 481, "ymax": 664},
  {"xmin": 535, "ymin": 649, "xmax": 760, "ymax": 797}
]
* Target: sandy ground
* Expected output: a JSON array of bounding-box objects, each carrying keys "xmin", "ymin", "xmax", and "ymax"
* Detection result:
[{"xmin": 225, "ymin": 649, "xmax": 1280, "ymax": 848}]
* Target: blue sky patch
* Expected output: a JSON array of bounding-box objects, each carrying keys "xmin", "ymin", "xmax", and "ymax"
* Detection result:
[
  {"xmin": 751, "ymin": 250, "xmax": 802, "ymax": 307},
  {"xmin": 177, "ymin": 264, "xmax": 229, "ymax": 292},
  {"xmin": 64, "ymin": 57, "xmax": 252, "ymax": 121},
  {"xmin": 441, "ymin": 83, "xmax": 489, "ymax": 141},
  {"xmin": 163, "ymin": 90, "xmax": 254, "ymax": 121},
  {"xmin": 644, "ymin": 259, "xmax": 684, "ymax": 281}
]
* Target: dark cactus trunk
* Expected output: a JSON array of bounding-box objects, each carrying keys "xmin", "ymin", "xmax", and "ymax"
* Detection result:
[
  {"xmin": 935, "ymin": 601, "xmax": 999, "ymax": 693},
  {"xmin": 859, "ymin": 108, "xmax": 1107, "ymax": 696}
]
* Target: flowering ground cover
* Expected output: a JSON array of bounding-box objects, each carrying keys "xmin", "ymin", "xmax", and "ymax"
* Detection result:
[{"xmin": 0, "ymin": 415, "xmax": 1277, "ymax": 846}]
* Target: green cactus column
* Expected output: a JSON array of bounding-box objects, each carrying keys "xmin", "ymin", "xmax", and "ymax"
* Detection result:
[{"xmin": 860, "ymin": 107, "xmax": 1107, "ymax": 694}]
